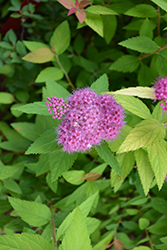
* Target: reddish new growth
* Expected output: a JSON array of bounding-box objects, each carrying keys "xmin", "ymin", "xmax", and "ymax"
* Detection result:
[
  {"xmin": 46, "ymin": 96, "xmax": 70, "ymax": 119},
  {"xmin": 58, "ymin": 0, "xmax": 91, "ymax": 23},
  {"xmin": 153, "ymin": 76, "xmax": 167, "ymax": 111},
  {"xmin": 46, "ymin": 88, "xmax": 125, "ymax": 153}
]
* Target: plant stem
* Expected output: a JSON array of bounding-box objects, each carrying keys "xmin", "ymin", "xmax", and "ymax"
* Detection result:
[
  {"xmin": 157, "ymin": 6, "xmax": 160, "ymax": 36},
  {"xmin": 138, "ymin": 206, "xmax": 154, "ymax": 250},
  {"xmin": 140, "ymin": 44, "xmax": 167, "ymax": 61},
  {"xmin": 54, "ymin": 53, "xmax": 76, "ymax": 90},
  {"xmin": 50, "ymin": 203, "xmax": 57, "ymax": 250}
]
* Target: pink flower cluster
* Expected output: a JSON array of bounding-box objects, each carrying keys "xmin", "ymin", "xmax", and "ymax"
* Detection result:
[
  {"xmin": 46, "ymin": 96, "xmax": 70, "ymax": 119},
  {"xmin": 154, "ymin": 76, "xmax": 167, "ymax": 111},
  {"xmin": 48, "ymin": 88, "xmax": 125, "ymax": 153}
]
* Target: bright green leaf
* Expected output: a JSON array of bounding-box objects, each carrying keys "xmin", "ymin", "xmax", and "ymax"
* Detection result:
[
  {"xmin": 62, "ymin": 170, "xmax": 85, "ymax": 185},
  {"xmin": 118, "ymin": 119, "xmax": 165, "ymax": 153},
  {"xmin": 86, "ymin": 5, "xmax": 117, "ymax": 15},
  {"xmin": 35, "ymin": 67, "xmax": 64, "ymax": 82},
  {"xmin": 110, "ymin": 55, "xmax": 140, "ymax": 73},
  {"xmin": 93, "ymin": 230, "xmax": 115, "ymax": 250},
  {"xmin": 4, "ymin": 179, "xmax": 22, "ymax": 194},
  {"xmin": 151, "ymin": 0, "xmax": 167, "ymax": 12},
  {"xmin": 23, "ymin": 40, "xmax": 49, "ymax": 51},
  {"xmin": 85, "ymin": 13, "xmax": 103, "ymax": 37},
  {"xmin": 50, "ymin": 21, "xmax": 70, "ymax": 55},
  {"xmin": 125, "ymin": 4, "xmax": 157, "ymax": 18},
  {"xmin": 13, "ymin": 102, "xmax": 49, "ymax": 116},
  {"xmin": 112, "ymin": 87, "xmax": 155, "ymax": 99},
  {"xmin": 90, "ymin": 74, "xmax": 109, "ymax": 93},
  {"xmin": 0, "ymin": 92, "xmax": 14, "ymax": 104},
  {"xmin": 119, "ymin": 36, "xmax": 159, "ymax": 53}
]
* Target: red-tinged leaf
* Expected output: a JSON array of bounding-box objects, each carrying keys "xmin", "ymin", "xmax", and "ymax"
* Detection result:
[
  {"xmin": 58, "ymin": 0, "xmax": 73, "ymax": 10},
  {"xmin": 85, "ymin": 173, "xmax": 101, "ymax": 182},
  {"xmin": 79, "ymin": 0, "xmax": 92, "ymax": 9},
  {"xmin": 114, "ymin": 239, "xmax": 126, "ymax": 250},
  {"xmin": 75, "ymin": 0, "xmax": 79, "ymax": 7},
  {"xmin": 68, "ymin": 7, "xmax": 78, "ymax": 16},
  {"xmin": 76, "ymin": 9, "xmax": 86, "ymax": 23}
]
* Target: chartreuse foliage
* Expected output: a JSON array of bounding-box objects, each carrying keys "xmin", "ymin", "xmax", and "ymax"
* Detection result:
[{"xmin": 1, "ymin": 0, "xmax": 167, "ymax": 249}]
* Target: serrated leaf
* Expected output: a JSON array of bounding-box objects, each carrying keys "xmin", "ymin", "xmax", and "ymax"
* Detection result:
[
  {"xmin": 61, "ymin": 207, "xmax": 92, "ymax": 250},
  {"xmin": 56, "ymin": 192, "xmax": 98, "ymax": 240},
  {"xmin": 113, "ymin": 95, "xmax": 152, "ymax": 119},
  {"xmin": 23, "ymin": 40, "xmax": 49, "ymax": 51},
  {"xmin": 44, "ymin": 79, "xmax": 70, "ymax": 100},
  {"xmin": 112, "ymin": 87, "xmax": 155, "ymax": 99},
  {"xmin": 147, "ymin": 141, "xmax": 167, "ymax": 190},
  {"xmin": 85, "ymin": 13, "xmax": 103, "ymax": 37},
  {"xmin": 86, "ymin": 5, "xmax": 117, "ymax": 15},
  {"xmin": 118, "ymin": 119, "xmax": 165, "ymax": 153},
  {"xmin": 62, "ymin": 170, "xmax": 85, "ymax": 185},
  {"xmin": 22, "ymin": 47, "xmax": 54, "ymax": 63},
  {"xmin": 35, "ymin": 67, "xmax": 64, "ymax": 82},
  {"xmin": 96, "ymin": 142, "xmax": 122, "ymax": 177},
  {"xmin": 135, "ymin": 149, "xmax": 154, "ymax": 196},
  {"xmin": 119, "ymin": 36, "xmax": 159, "ymax": 53},
  {"xmin": 110, "ymin": 55, "xmax": 140, "ymax": 73},
  {"xmin": 12, "ymin": 102, "xmax": 49, "ymax": 116},
  {"xmin": 125, "ymin": 4, "xmax": 157, "ymax": 18},
  {"xmin": 139, "ymin": 18, "xmax": 156, "ymax": 39},
  {"xmin": 90, "ymin": 74, "xmax": 109, "ymax": 93},
  {"xmin": 0, "ymin": 92, "xmax": 14, "ymax": 104},
  {"xmin": 26, "ymin": 127, "xmax": 58, "ymax": 154},
  {"xmin": 0, "ymin": 233, "xmax": 52, "ymax": 250},
  {"xmin": 49, "ymin": 150, "xmax": 78, "ymax": 181},
  {"xmin": 50, "ymin": 21, "xmax": 70, "ymax": 55},
  {"xmin": 151, "ymin": 0, "xmax": 167, "ymax": 12},
  {"xmin": 8, "ymin": 197, "xmax": 51, "ymax": 227}
]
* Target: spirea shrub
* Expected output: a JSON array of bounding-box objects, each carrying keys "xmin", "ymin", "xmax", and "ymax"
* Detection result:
[{"xmin": 47, "ymin": 88, "xmax": 125, "ymax": 153}]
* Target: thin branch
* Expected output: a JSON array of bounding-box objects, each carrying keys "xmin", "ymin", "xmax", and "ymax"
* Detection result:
[
  {"xmin": 139, "ymin": 44, "xmax": 167, "ymax": 61},
  {"xmin": 50, "ymin": 203, "xmax": 57, "ymax": 250},
  {"xmin": 54, "ymin": 53, "xmax": 76, "ymax": 90},
  {"xmin": 138, "ymin": 206, "xmax": 154, "ymax": 250}
]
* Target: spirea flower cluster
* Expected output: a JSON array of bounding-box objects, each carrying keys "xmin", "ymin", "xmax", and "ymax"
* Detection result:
[
  {"xmin": 154, "ymin": 76, "xmax": 167, "ymax": 111},
  {"xmin": 46, "ymin": 96, "xmax": 70, "ymax": 119},
  {"xmin": 46, "ymin": 88, "xmax": 125, "ymax": 153}
]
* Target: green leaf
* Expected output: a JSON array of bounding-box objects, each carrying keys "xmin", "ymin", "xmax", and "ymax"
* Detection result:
[
  {"xmin": 112, "ymin": 87, "xmax": 155, "ymax": 99},
  {"xmin": 85, "ymin": 13, "xmax": 103, "ymax": 37},
  {"xmin": 151, "ymin": 0, "xmax": 167, "ymax": 12},
  {"xmin": 135, "ymin": 149, "xmax": 154, "ymax": 196},
  {"xmin": 137, "ymin": 64, "xmax": 153, "ymax": 86},
  {"xmin": 119, "ymin": 36, "xmax": 159, "ymax": 53},
  {"xmin": 113, "ymin": 95, "xmax": 152, "ymax": 119},
  {"xmin": 0, "ymin": 163, "xmax": 22, "ymax": 180},
  {"xmin": 86, "ymin": 5, "xmax": 117, "ymax": 15},
  {"xmin": 22, "ymin": 47, "xmax": 54, "ymax": 63},
  {"xmin": 4, "ymin": 179, "xmax": 22, "ymax": 194},
  {"xmin": 8, "ymin": 197, "xmax": 51, "ymax": 227},
  {"xmin": 90, "ymin": 74, "xmax": 109, "ymax": 93},
  {"xmin": 62, "ymin": 170, "xmax": 85, "ymax": 185},
  {"xmin": 96, "ymin": 142, "xmax": 122, "ymax": 177},
  {"xmin": 26, "ymin": 154, "xmax": 50, "ymax": 176},
  {"xmin": 156, "ymin": 49, "xmax": 167, "ymax": 77},
  {"xmin": 103, "ymin": 15, "xmax": 117, "ymax": 44},
  {"xmin": 49, "ymin": 150, "xmax": 78, "ymax": 181},
  {"xmin": 45, "ymin": 79, "xmax": 70, "ymax": 100},
  {"xmin": 0, "ymin": 92, "xmax": 14, "ymax": 104},
  {"xmin": 50, "ymin": 21, "xmax": 70, "ymax": 55},
  {"xmin": 132, "ymin": 247, "xmax": 151, "ymax": 250},
  {"xmin": 125, "ymin": 4, "xmax": 157, "ymax": 18},
  {"xmin": 23, "ymin": 40, "xmax": 48, "ymax": 51},
  {"xmin": 35, "ymin": 67, "xmax": 64, "ymax": 82},
  {"xmin": 0, "ymin": 215, "xmax": 13, "ymax": 228},
  {"xmin": 57, "ymin": 192, "xmax": 99, "ymax": 240},
  {"xmin": 26, "ymin": 127, "xmax": 58, "ymax": 154},
  {"xmin": 93, "ymin": 230, "xmax": 115, "ymax": 250},
  {"xmin": 86, "ymin": 217, "xmax": 100, "ymax": 235},
  {"xmin": 147, "ymin": 141, "xmax": 167, "ymax": 190},
  {"xmin": 118, "ymin": 119, "xmax": 165, "ymax": 153},
  {"xmin": 61, "ymin": 207, "xmax": 92, "ymax": 250},
  {"xmin": 73, "ymin": 56, "xmax": 98, "ymax": 73},
  {"xmin": 152, "ymin": 103, "xmax": 167, "ymax": 122},
  {"xmin": 151, "ymin": 197, "xmax": 167, "ymax": 215},
  {"xmin": 110, "ymin": 55, "xmax": 140, "ymax": 73},
  {"xmin": 11, "ymin": 122, "xmax": 38, "ymax": 142},
  {"xmin": 0, "ymin": 233, "xmax": 52, "ymax": 250},
  {"xmin": 13, "ymin": 102, "xmax": 49, "ymax": 116},
  {"xmin": 148, "ymin": 217, "xmax": 167, "ymax": 235},
  {"xmin": 139, "ymin": 18, "xmax": 156, "ymax": 39},
  {"xmin": 46, "ymin": 172, "xmax": 58, "ymax": 193},
  {"xmin": 111, "ymin": 152, "xmax": 134, "ymax": 191}
]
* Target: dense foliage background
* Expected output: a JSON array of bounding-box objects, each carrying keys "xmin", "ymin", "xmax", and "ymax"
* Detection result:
[{"xmin": 0, "ymin": 0, "xmax": 167, "ymax": 249}]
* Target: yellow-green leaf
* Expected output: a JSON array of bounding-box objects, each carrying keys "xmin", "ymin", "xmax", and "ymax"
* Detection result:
[{"xmin": 22, "ymin": 47, "xmax": 54, "ymax": 63}]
